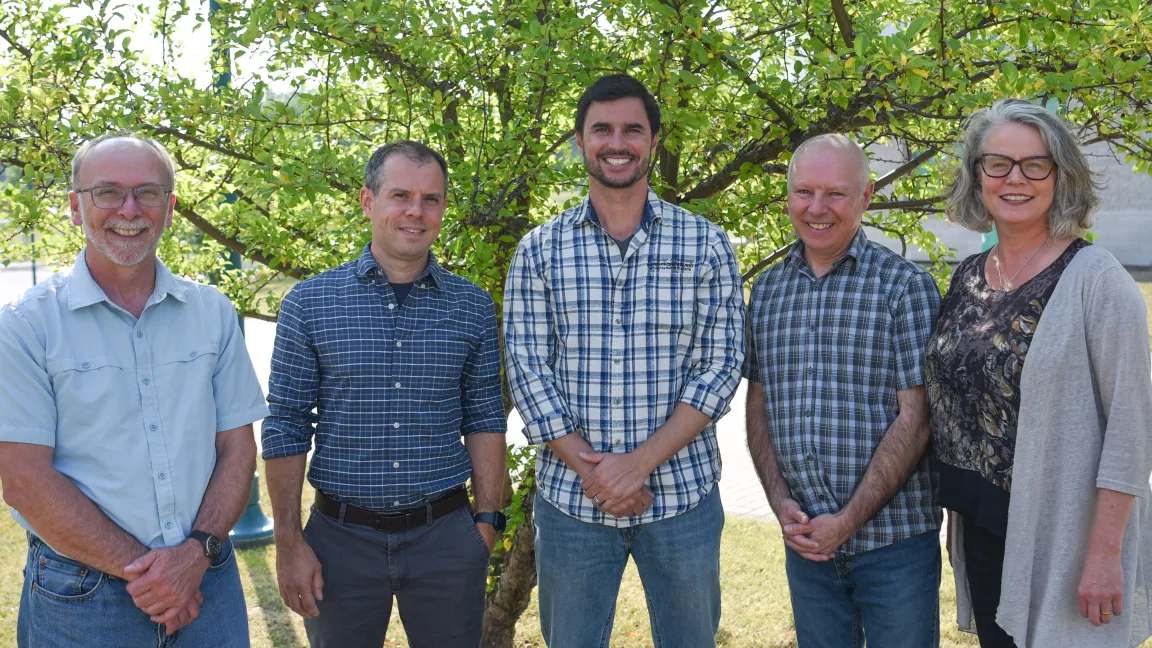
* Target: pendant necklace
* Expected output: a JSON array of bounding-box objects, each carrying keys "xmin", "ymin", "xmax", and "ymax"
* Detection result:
[{"xmin": 995, "ymin": 236, "xmax": 1049, "ymax": 290}]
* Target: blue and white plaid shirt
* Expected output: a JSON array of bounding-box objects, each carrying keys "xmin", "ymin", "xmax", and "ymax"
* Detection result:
[
  {"xmin": 261, "ymin": 245, "xmax": 505, "ymax": 512},
  {"xmin": 744, "ymin": 229, "xmax": 941, "ymax": 554},
  {"xmin": 504, "ymin": 190, "xmax": 745, "ymax": 527}
]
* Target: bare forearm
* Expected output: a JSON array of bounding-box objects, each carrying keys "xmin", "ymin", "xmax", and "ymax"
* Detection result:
[
  {"xmin": 191, "ymin": 426, "xmax": 257, "ymax": 539},
  {"xmin": 839, "ymin": 386, "xmax": 930, "ymax": 531},
  {"xmin": 465, "ymin": 432, "xmax": 507, "ymax": 512},
  {"xmin": 633, "ymin": 403, "xmax": 711, "ymax": 474},
  {"xmin": 1088, "ymin": 488, "xmax": 1136, "ymax": 557},
  {"xmin": 265, "ymin": 453, "xmax": 308, "ymax": 542},
  {"xmin": 546, "ymin": 432, "xmax": 599, "ymax": 479},
  {"xmin": 746, "ymin": 382, "xmax": 791, "ymax": 511}
]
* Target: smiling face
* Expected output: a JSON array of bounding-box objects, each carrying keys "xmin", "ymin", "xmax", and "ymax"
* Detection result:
[
  {"xmin": 575, "ymin": 97, "xmax": 658, "ymax": 190},
  {"xmin": 786, "ymin": 144, "xmax": 873, "ymax": 268},
  {"xmin": 69, "ymin": 138, "xmax": 174, "ymax": 269},
  {"xmin": 979, "ymin": 122, "xmax": 1055, "ymax": 232},
  {"xmin": 361, "ymin": 153, "xmax": 446, "ymax": 273}
]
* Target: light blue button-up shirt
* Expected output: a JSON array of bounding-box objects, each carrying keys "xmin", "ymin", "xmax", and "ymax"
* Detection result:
[{"xmin": 0, "ymin": 250, "xmax": 268, "ymax": 550}]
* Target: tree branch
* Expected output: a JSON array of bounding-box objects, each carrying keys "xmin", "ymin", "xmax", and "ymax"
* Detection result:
[
  {"xmin": 177, "ymin": 205, "xmax": 314, "ymax": 280},
  {"xmin": 830, "ymin": 0, "xmax": 854, "ymax": 49},
  {"xmin": 0, "ymin": 26, "xmax": 32, "ymax": 59},
  {"xmin": 742, "ymin": 241, "xmax": 794, "ymax": 282},
  {"xmin": 869, "ymin": 196, "xmax": 945, "ymax": 210},
  {"xmin": 873, "ymin": 146, "xmax": 939, "ymax": 192}
]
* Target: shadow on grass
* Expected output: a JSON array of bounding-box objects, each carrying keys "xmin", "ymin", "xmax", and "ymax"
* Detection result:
[{"xmin": 239, "ymin": 545, "xmax": 305, "ymax": 648}]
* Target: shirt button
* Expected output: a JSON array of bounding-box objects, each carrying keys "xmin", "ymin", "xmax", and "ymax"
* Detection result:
[
  {"xmin": 164, "ymin": 520, "xmax": 173, "ymax": 529},
  {"xmin": 136, "ymin": 331, "xmax": 144, "ymax": 339},
  {"xmin": 189, "ymin": 351, "xmax": 197, "ymax": 358},
  {"xmin": 81, "ymin": 361, "xmax": 90, "ymax": 369},
  {"xmin": 150, "ymin": 424, "xmax": 158, "ymax": 431},
  {"xmin": 394, "ymin": 501, "xmax": 401, "ymax": 506},
  {"xmin": 158, "ymin": 472, "xmax": 166, "ymax": 479},
  {"xmin": 388, "ymin": 303, "xmax": 396, "ymax": 310},
  {"xmin": 393, "ymin": 422, "xmax": 400, "ymax": 429},
  {"xmin": 614, "ymin": 318, "xmax": 622, "ymax": 325},
  {"xmin": 806, "ymin": 367, "xmax": 814, "ymax": 375},
  {"xmin": 809, "ymin": 324, "xmax": 817, "ymax": 332},
  {"xmin": 394, "ymin": 382, "xmax": 401, "ymax": 388},
  {"xmin": 806, "ymin": 454, "xmax": 816, "ymax": 462},
  {"xmin": 396, "ymin": 341, "xmax": 402, "ymax": 348},
  {"xmin": 613, "ymin": 358, "xmax": 622, "ymax": 364},
  {"xmin": 142, "ymin": 377, "xmax": 150, "ymax": 385},
  {"xmin": 613, "ymin": 398, "xmax": 622, "ymax": 405},
  {"xmin": 804, "ymin": 408, "xmax": 812, "ymax": 417},
  {"xmin": 393, "ymin": 462, "xmax": 400, "ymax": 468}
]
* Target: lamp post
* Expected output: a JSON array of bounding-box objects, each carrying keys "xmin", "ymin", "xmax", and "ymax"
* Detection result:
[{"xmin": 210, "ymin": 0, "xmax": 274, "ymax": 547}]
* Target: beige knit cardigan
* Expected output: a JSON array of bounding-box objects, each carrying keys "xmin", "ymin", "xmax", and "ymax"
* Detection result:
[{"xmin": 949, "ymin": 245, "xmax": 1152, "ymax": 647}]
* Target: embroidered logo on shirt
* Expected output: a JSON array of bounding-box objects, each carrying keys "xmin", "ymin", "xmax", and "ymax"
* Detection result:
[{"xmin": 651, "ymin": 256, "xmax": 694, "ymax": 273}]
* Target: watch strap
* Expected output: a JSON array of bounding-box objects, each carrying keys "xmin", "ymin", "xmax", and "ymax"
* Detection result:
[
  {"xmin": 187, "ymin": 530, "xmax": 220, "ymax": 558},
  {"xmin": 473, "ymin": 511, "xmax": 507, "ymax": 532}
]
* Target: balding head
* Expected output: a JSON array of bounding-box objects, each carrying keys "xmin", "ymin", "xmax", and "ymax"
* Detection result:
[
  {"xmin": 787, "ymin": 134, "xmax": 870, "ymax": 192},
  {"xmin": 72, "ymin": 132, "xmax": 176, "ymax": 191}
]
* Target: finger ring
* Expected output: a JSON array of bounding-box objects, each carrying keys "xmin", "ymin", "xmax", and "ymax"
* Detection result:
[
  {"xmin": 593, "ymin": 495, "xmax": 602, "ymax": 504},
  {"xmin": 1102, "ymin": 611, "xmax": 1113, "ymax": 616}
]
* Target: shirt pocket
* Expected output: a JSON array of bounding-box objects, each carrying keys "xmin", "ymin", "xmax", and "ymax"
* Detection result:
[
  {"xmin": 46, "ymin": 356, "xmax": 126, "ymax": 412},
  {"xmin": 152, "ymin": 343, "xmax": 221, "ymax": 416}
]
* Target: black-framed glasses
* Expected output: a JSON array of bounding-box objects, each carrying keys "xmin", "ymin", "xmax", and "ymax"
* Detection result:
[
  {"xmin": 76, "ymin": 184, "xmax": 171, "ymax": 208},
  {"xmin": 978, "ymin": 154, "xmax": 1056, "ymax": 180}
]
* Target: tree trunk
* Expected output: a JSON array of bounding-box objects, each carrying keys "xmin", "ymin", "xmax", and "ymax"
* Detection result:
[{"xmin": 481, "ymin": 492, "xmax": 537, "ymax": 647}]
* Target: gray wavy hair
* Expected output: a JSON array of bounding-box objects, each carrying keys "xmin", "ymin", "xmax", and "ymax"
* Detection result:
[{"xmin": 945, "ymin": 99, "xmax": 1102, "ymax": 238}]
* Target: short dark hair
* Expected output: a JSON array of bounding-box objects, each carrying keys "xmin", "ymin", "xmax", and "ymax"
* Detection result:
[
  {"xmin": 575, "ymin": 74, "xmax": 661, "ymax": 136},
  {"xmin": 364, "ymin": 141, "xmax": 448, "ymax": 194}
]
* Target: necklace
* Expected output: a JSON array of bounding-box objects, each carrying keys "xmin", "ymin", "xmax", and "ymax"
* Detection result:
[{"xmin": 994, "ymin": 236, "xmax": 1049, "ymax": 290}]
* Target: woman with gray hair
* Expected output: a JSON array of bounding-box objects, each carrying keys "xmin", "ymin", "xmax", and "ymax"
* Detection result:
[{"xmin": 925, "ymin": 98, "xmax": 1152, "ymax": 646}]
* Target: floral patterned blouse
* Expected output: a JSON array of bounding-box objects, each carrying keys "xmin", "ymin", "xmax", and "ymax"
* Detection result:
[{"xmin": 926, "ymin": 239, "xmax": 1088, "ymax": 534}]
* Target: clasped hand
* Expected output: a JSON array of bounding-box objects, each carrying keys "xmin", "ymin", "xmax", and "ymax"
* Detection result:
[
  {"xmin": 123, "ymin": 542, "xmax": 210, "ymax": 635},
  {"xmin": 776, "ymin": 498, "xmax": 853, "ymax": 561},
  {"xmin": 579, "ymin": 451, "xmax": 654, "ymax": 518}
]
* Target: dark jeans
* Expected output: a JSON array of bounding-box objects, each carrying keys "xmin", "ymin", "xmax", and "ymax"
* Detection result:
[
  {"xmin": 962, "ymin": 520, "xmax": 1018, "ymax": 648},
  {"xmin": 302, "ymin": 503, "xmax": 490, "ymax": 648}
]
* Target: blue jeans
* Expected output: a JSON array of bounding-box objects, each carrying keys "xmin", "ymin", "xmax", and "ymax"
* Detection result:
[
  {"xmin": 785, "ymin": 530, "xmax": 941, "ymax": 648},
  {"xmin": 17, "ymin": 535, "xmax": 249, "ymax": 647},
  {"xmin": 533, "ymin": 487, "xmax": 724, "ymax": 648}
]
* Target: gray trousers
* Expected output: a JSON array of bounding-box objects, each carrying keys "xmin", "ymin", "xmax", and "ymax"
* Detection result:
[{"xmin": 302, "ymin": 503, "xmax": 490, "ymax": 648}]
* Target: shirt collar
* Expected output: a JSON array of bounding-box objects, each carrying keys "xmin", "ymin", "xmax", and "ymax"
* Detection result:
[
  {"xmin": 353, "ymin": 243, "xmax": 445, "ymax": 290},
  {"xmin": 573, "ymin": 188, "xmax": 663, "ymax": 235},
  {"xmin": 67, "ymin": 248, "xmax": 188, "ymax": 311},
  {"xmin": 786, "ymin": 226, "xmax": 870, "ymax": 275}
]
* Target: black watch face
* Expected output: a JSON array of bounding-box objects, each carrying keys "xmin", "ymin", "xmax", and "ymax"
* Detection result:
[{"xmin": 205, "ymin": 535, "xmax": 222, "ymax": 559}]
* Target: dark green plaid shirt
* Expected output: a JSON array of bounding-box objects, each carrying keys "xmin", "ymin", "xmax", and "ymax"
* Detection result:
[{"xmin": 744, "ymin": 229, "xmax": 941, "ymax": 555}]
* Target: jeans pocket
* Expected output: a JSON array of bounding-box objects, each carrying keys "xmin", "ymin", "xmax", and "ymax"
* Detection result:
[
  {"xmin": 32, "ymin": 546, "xmax": 106, "ymax": 602},
  {"xmin": 206, "ymin": 540, "xmax": 236, "ymax": 573},
  {"xmin": 461, "ymin": 508, "xmax": 492, "ymax": 555}
]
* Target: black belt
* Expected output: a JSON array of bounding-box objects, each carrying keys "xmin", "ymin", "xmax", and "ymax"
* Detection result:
[{"xmin": 314, "ymin": 486, "xmax": 469, "ymax": 531}]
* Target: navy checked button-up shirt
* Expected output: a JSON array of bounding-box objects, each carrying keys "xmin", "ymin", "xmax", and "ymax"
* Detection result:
[
  {"xmin": 504, "ymin": 190, "xmax": 745, "ymax": 527},
  {"xmin": 261, "ymin": 246, "xmax": 505, "ymax": 512},
  {"xmin": 744, "ymin": 229, "xmax": 941, "ymax": 555}
]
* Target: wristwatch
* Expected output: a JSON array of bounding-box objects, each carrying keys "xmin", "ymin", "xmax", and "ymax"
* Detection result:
[
  {"xmin": 473, "ymin": 511, "xmax": 508, "ymax": 533},
  {"xmin": 187, "ymin": 530, "xmax": 222, "ymax": 560}
]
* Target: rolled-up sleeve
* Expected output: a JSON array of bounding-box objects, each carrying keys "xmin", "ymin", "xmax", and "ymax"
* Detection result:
[
  {"xmin": 0, "ymin": 305, "xmax": 55, "ymax": 446},
  {"xmin": 209, "ymin": 291, "xmax": 269, "ymax": 432},
  {"xmin": 678, "ymin": 229, "xmax": 745, "ymax": 421},
  {"xmin": 459, "ymin": 293, "xmax": 505, "ymax": 435},
  {"xmin": 1087, "ymin": 266, "xmax": 1152, "ymax": 496},
  {"xmin": 891, "ymin": 271, "xmax": 941, "ymax": 391},
  {"xmin": 503, "ymin": 232, "xmax": 578, "ymax": 445},
  {"xmin": 261, "ymin": 286, "xmax": 320, "ymax": 459}
]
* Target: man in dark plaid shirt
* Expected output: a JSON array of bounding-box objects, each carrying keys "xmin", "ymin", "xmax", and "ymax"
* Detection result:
[
  {"xmin": 262, "ymin": 142, "xmax": 506, "ymax": 648},
  {"xmin": 504, "ymin": 75, "xmax": 744, "ymax": 648},
  {"xmin": 744, "ymin": 134, "xmax": 942, "ymax": 646}
]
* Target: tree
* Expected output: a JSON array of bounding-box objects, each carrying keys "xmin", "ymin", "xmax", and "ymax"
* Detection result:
[{"xmin": 2, "ymin": 0, "xmax": 1150, "ymax": 643}]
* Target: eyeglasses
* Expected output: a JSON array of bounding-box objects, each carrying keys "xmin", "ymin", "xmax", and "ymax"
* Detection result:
[
  {"xmin": 76, "ymin": 185, "xmax": 171, "ymax": 209},
  {"xmin": 978, "ymin": 154, "xmax": 1056, "ymax": 181}
]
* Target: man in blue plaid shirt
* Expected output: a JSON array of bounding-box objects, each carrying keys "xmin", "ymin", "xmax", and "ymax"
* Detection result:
[
  {"xmin": 745, "ymin": 134, "xmax": 942, "ymax": 646},
  {"xmin": 504, "ymin": 74, "xmax": 745, "ymax": 647},
  {"xmin": 262, "ymin": 141, "xmax": 507, "ymax": 648}
]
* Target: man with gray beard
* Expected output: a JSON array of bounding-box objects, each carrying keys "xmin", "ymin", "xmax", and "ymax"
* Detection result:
[{"xmin": 0, "ymin": 132, "xmax": 267, "ymax": 646}]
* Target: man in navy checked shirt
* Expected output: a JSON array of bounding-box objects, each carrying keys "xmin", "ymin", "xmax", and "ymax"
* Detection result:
[
  {"xmin": 262, "ymin": 141, "xmax": 506, "ymax": 648},
  {"xmin": 504, "ymin": 74, "xmax": 745, "ymax": 647},
  {"xmin": 745, "ymin": 134, "xmax": 942, "ymax": 646}
]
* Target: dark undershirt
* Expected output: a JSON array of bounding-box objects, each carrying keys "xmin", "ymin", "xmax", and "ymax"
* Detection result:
[
  {"xmin": 390, "ymin": 281, "xmax": 415, "ymax": 306},
  {"xmin": 611, "ymin": 234, "xmax": 634, "ymax": 258}
]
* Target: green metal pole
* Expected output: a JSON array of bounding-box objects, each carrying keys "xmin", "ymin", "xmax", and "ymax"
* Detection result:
[{"xmin": 210, "ymin": 0, "xmax": 274, "ymax": 547}]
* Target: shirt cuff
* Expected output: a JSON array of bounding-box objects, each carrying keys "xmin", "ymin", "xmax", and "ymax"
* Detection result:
[
  {"xmin": 0, "ymin": 424, "xmax": 54, "ymax": 447},
  {"xmin": 216, "ymin": 403, "xmax": 271, "ymax": 434},
  {"xmin": 522, "ymin": 413, "xmax": 578, "ymax": 445},
  {"xmin": 679, "ymin": 383, "xmax": 732, "ymax": 421},
  {"xmin": 260, "ymin": 426, "xmax": 313, "ymax": 460}
]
